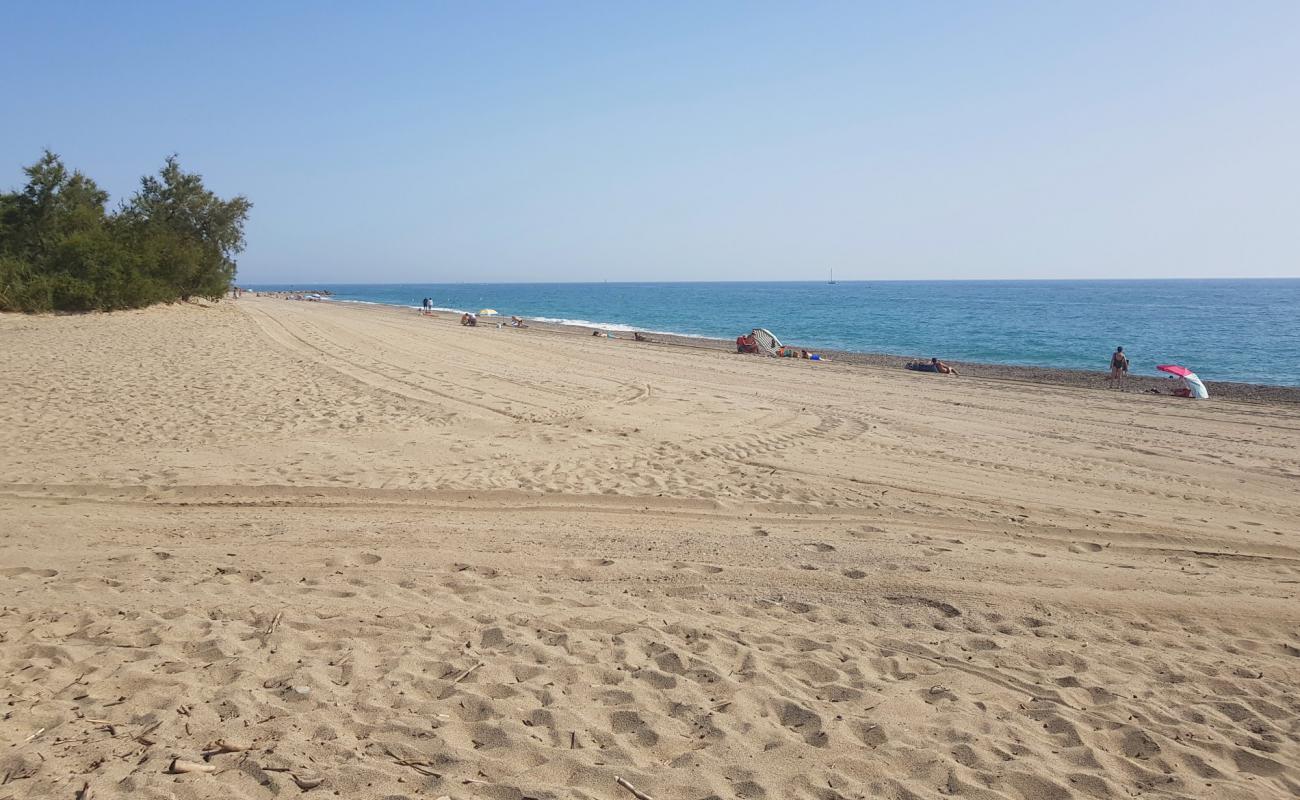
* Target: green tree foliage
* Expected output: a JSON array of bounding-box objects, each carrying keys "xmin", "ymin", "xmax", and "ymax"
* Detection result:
[{"xmin": 0, "ymin": 151, "xmax": 251, "ymax": 312}]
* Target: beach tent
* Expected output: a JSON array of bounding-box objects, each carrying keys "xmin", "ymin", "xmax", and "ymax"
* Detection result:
[
  {"xmin": 751, "ymin": 328, "xmax": 782, "ymax": 357},
  {"xmin": 1156, "ymin": 364, "xmax": 1209, "ymax": 399}
]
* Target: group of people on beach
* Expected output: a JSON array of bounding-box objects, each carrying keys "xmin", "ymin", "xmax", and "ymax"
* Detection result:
[
  {"xmin": 438, "ymin": 307, "xmax": 1190, "ymax": 395},
  {"xmin": 459, "ymin": 312, "xmax": 529, "ymax": 328},
  {"xmin": 735, "ymin": 333, "xmax": 827, "ymax": 361}
]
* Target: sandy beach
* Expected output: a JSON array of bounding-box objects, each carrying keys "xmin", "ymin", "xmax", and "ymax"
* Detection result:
[{"xmin": 2, "ymin": 296, "xmax": 1298, "ymax": 799}]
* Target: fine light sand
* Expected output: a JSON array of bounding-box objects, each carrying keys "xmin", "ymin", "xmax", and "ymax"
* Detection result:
[{"xmin": 2, "ymin": 297, "xmax": 1298, "ymax": 800}]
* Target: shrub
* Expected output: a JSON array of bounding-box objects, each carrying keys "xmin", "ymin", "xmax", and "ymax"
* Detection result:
[{"xmin": 0, "ymin": 151, "xmax": 250, "ymax": 313}]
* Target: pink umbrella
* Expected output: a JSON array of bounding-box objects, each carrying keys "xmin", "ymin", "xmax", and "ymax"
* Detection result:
[{"xmin": 1156, "ymin": 364, "xmax": 1209, "ymax": 399}]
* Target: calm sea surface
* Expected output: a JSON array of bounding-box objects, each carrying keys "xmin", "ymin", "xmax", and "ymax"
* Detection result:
[{"xmin": 248, "ymin": 280, "xmax": 1300, "ymax": 387}]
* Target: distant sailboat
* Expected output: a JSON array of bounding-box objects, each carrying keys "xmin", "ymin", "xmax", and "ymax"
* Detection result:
[{"xmin": 828, "ymin": 268, "xmax": 837, "ymax": 285}]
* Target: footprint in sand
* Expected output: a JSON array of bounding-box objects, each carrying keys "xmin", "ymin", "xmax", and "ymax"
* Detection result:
[
  {"xmin": 1069, "ymin": 542, "xmax": 1104, "ymax": 553},
  {"xmin": 850, "ymin": 720, "xmax": 888, "ymax": 747},
  {"xmin": 355, "ymin": 552, "xmax": 382, "ymax": 565},
  {"xmin": 801, "ymin": 542, "xmax": 836, "ymax": 553},
  {"xmin": 842, "ymin": 568, "xmax": 867, "ymax": 579},
  {"xmin": 1, "ymin": 567, "xmax": 58, "ymax": 578}
]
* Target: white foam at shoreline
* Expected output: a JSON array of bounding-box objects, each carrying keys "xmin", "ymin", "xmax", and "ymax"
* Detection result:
[
  {"xmin": 527, "ymin": 316, "xmax": 711, "ymax": 339},
  {"xmin": 331, "ymin": 298, "xmax": 712, "ymax": 339}
]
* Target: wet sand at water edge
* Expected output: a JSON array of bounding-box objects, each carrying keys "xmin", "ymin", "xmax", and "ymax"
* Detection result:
[{"xmin": 1, "ymin": 296, "xmax": 1298, "ymax": 799}]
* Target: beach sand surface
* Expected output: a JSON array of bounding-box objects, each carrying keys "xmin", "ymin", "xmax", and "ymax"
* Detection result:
[{"xmin": 2, "ymin": 297, "xmax": 1298, "ymax": 799}]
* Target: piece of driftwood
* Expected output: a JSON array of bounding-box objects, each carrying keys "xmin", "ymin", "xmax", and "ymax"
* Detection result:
[
  {"xmin": 166, "ymin": 758, "xmax": 215, "ymax": 774},
  {"xmin": 615, "ymin": 775, "xmax": 655, "ymax": 800}
]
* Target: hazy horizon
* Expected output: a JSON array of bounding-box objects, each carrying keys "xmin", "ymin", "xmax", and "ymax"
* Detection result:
[
  {"xmin": 4, "ymin": 2, "xmax": 1298, "ymax": 283},
  {"xmin": 246, "ymin": 276, "xmax": 1300, "ymax": 287}
]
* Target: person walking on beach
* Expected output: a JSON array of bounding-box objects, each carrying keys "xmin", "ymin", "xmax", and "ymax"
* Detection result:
[{"xmin": 1109, "ymin": 346, "xmax": 1129, "ymax": 388}]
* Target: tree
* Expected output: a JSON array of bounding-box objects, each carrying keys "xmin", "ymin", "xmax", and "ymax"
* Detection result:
[
  {"xmin": 2, "ymin": 150, "xmax": 109, "ymax": 264},
  {"xmin": 0, "ymin": 151, "xmax": 251, "ymax": 312},
  {"xmin": 119, "ymin": 156, "xmax": 252, "ymax": 301}
]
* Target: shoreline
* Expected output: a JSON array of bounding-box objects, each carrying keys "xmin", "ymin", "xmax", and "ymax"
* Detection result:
[{"xmin": 294, "ymin": 294, "xmax": 1300, "ymax": 405}]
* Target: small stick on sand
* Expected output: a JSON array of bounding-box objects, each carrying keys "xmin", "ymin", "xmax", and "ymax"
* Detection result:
[
  {"xmin": 55, "ymin": 673, "xmax": 88, "ymax": 696},
  {"xmin": 382, "ymin": 746, "xmax": 442, "ymax": 777},
  {"xmin": 135, "ymin": 721, "xmax": 163, "ymax": 746},
  {"xmin": 615, "ymin": 776, "xmax": 655, "ymax": 800},
  {"xmin": 453, "ymin": 662, "xmax": 482, "ymax": 684},
  {"xmin": 202, "ymin": 739, "xmax": 249, "ymax": 759},
  {"xmin": 265, "ymin": 611, "xmax": 283, "ymax": 636}
]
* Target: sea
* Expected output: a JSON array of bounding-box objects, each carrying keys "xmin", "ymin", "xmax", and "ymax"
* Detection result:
[{"xmin": 247, "ymin": 279, "xmax": 1300, "ymax": 387}]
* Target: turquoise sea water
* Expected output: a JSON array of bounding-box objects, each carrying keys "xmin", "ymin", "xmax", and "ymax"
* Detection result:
[{"xmin": 248, "ymin": 280, "xmax": 1300, "ymax": 387}]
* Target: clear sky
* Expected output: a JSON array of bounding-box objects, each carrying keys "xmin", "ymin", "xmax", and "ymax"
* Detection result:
[{"xmin": 3, "ymin": 1, "xmax": 1297, "ymax": 283}]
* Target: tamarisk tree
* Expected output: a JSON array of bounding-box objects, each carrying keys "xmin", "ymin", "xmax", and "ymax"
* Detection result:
[{"xmin": 0, "ymin": 151, "xmax": 251, "ymax": 312}]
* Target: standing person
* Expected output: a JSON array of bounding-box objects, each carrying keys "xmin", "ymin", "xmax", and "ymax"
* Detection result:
[{"xmin": 1109, "ymin": 346, "xmax": 1129, "ymax": 388}]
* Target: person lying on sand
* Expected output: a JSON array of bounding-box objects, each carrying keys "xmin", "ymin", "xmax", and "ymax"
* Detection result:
[
  {"xmin": 510, "ymin": 316, "xmax": 528, "ymax": 328},
  {"xmin": 906, "ymin": 357, "xmax": 958, "ymax": 375}
]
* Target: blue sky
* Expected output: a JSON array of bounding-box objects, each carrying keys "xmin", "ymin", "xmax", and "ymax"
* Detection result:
[{"xmin": 3, "ymin": 1, "xmax": 1297, "ymax": 283}]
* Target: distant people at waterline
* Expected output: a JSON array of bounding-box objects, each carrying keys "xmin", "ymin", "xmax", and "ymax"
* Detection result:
[
  {"xmin": 906, "ymin": 357, "xmax": 958, "ymax": 376},
  {"xmin": 1108, "ymin": 346, "xmax": 1129, "ymax": 388}
]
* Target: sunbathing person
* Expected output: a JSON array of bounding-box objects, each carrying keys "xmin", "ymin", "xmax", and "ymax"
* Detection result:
[
  {"xmin": 510, "ymin": 316, "xmax": 528, "ymax": 328},
  {"xmin": 906, "ymin": 357, "xmax": 958, "ymax": 375}
]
